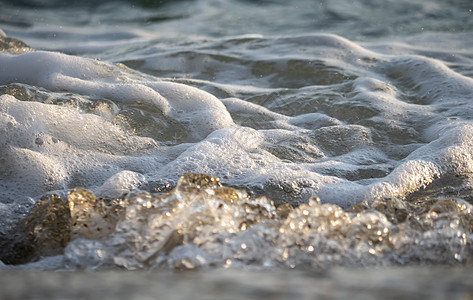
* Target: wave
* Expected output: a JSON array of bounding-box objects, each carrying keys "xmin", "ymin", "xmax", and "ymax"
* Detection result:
[{"xmin": 1, "ymin": 32, "xmax": 473, "ymax": 269}]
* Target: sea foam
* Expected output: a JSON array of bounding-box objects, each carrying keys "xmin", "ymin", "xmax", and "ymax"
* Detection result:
[
  {"xmin": 2, "ymin": 31, "xmax": 473, "ymax": 269},
  {"xmin": 2, "ymin": 34, "xmax": 473, "ymax": 208}
]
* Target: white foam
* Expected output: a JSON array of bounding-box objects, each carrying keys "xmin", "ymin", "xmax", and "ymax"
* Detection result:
[
  {"xmin": 0, "ymin": 51, "xmax": 234, "ymax": 141},
  {"xmin": 154, "ymin": 126, "xmax": 270, "ymax": 181},
  {"xmin": 1, "ymin": 34, "xmax": 473, "ymax": 208},
  {"xmin": 0, "ymin": 94, "xmax": 163, "ymax": 200},
  {"xmin": 95, "ymin": 170, "xmax": 146, "ymax": 199}
]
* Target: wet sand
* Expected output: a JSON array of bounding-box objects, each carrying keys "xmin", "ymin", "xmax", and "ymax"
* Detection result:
[{"xmin": 1, "ymin": 265, "xmax": 472, "ymax": 300}]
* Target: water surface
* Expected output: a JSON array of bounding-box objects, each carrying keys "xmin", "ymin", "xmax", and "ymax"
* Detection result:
[{"xmin": 1, "ymin": 0, "xmax": 473, "ymax": 271}]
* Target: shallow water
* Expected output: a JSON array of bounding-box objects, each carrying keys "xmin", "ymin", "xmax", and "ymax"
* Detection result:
[{"xmin": 1, "ymin": 0, "xmax": 473, "ymax": 270}]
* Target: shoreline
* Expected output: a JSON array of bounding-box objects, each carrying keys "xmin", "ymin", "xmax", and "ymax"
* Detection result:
[{"xmin": 1, "ymin": 265, "xmax": 472, "ymax": 299}]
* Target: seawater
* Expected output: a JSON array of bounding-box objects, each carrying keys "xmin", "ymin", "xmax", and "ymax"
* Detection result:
[{"xmin": 0, "ymin": 0, "xmax": 473, "ymax": 270}]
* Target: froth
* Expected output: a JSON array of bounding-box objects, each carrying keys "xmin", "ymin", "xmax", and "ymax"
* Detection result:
[
  {"xmin": 0, "ymin": 51, "xmax": 234, "ymax": 140},
  {"xmin": 0, "ymin": 94, "xmax": 159, "ymax": 201},
  {"xmin": 2, "ymin": 33, "xmax": 473, "ymax": 209}
]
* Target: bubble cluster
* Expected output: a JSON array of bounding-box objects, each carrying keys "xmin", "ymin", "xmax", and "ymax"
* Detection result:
[{"xmin": 3, "ymin": 173, "xmax": 472, "ymax": 270}]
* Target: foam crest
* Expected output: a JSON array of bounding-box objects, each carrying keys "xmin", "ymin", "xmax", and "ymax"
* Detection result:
[{"xmin": 0, "ymin": 51, "xmax": 234, "ymax": 140}]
